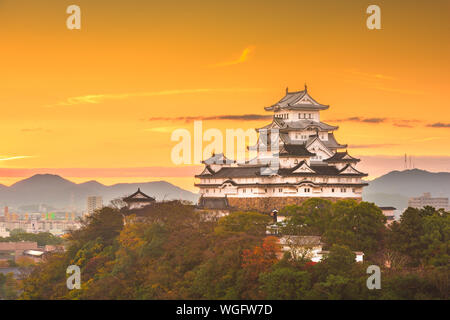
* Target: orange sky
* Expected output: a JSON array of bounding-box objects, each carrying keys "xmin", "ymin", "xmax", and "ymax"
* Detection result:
[{"xmin": 0, "ymin": 0, "xmax": 449, "ymax": 191}]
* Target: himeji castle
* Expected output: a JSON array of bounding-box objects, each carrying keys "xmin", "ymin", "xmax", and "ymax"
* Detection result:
[{"xmin": 195, "ymin": 86, "xmax": 368, "ymax": 213}]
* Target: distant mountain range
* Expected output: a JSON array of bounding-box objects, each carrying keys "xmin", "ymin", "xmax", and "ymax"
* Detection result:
[
  {"xmin": 363, "ymin": 169, "xmax": 450, "ymax": 210},
  {"xmin": 0, "ymin": 169, "xmax": 448, "ymax": 213},
  {"xmin": 0, "ymin": 174, "xmax": 199, "ymax": 212}
]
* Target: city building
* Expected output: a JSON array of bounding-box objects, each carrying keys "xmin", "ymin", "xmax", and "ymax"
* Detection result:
[
  {"xmin": 23, "ymin": 249, "xmax": 45, "ymax": 262},
  {"xmin": 0, "ymin": 242, "xmax": 65, "ymax": 265},
  {"xmin": 0, "ymin": 226, "xmax": 9, "ymax": 238},
  {"xmin": 0, "ymin": 241, "xmax": 38, "ymax": 262},
  {"xmin": 408, "ymin": 193, "xmax": 449, "ymax": 211},
  {"xmin": 195, "ymin": 86, "xmax": 368, "ymax": 213},
  {"xmin": 379, "ymin": 206, "xmax": 397, "ymax": 225},
  {"xmin": 3, "ymin": 206, "xmax": 8, "ymax": 221},
  {"xmin": 279, "ymin": 235, "xmax": 364, "ymax": 263},
  {"xmin": 122, "ymin": 188, "xmax": 156, "ymax": 210},
  {"xmin": 0, "ymin": 213, "xmax": 81, "ymax": 236},
  {"xmin": 86, "ymin": 196, "xmax": 103, "ymax": 215}
]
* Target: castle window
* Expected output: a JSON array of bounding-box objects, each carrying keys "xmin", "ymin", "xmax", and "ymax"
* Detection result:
[
  {"xmin": 205, "ymin": 189, "xmax": 209, "ymax": 193},
  {"xmin": 264, "ymin": 188, "xmax": 267, "ymax": 193},
  {"xmin": 243, "ymin": 189, "xmax": 246, "ymax": 193},
  {"xmin": 279, "ymin": 188, "xmax": 283, "ymax": 193},
  {"xmin": 341, "ymin": 188, "xmax": 347, "ymax": 193},
  {"xmin": 331, "ymin": 188, "xmax": 335, "ymax": 193}
]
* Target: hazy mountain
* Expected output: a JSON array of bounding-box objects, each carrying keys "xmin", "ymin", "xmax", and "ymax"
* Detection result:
[
  {"xmin": 0, "ymin": 174, "xmax": 199, "ymax": 212},
  {"xmin": 1, "ymin": 169, "xmax": 448, "ymax": 213},
  {"xmin": 363, "ymin": 169, "xmax": 450, "ymax": 210}
]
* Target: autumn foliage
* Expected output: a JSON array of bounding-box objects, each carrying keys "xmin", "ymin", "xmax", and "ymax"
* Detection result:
[{"xmin": 15, "ymin": 200, "xmax": 449, "ymax": 300}]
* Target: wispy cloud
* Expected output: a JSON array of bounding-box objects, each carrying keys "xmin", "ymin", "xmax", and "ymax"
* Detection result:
[
  {"xmin": 331, "ymin": 117, "xmax": 387, "ymax": 124},
  {"xmin": 0, "ymin": 155, "xmax": 35, "ymax": 161},
  {"xmin": 148, "ymin": 114, "xmax": 271, "ymax": 122},
  {"xmin": 345, "ymin": 69, "xmax": 396, "ymax": 81},
  {"xmin": 349, "ymin": 144, "xmax": 400, "ymax": 149},
  {"xmin": 411, "ymin": 137, "xmax": 445, "ymax": 142},
  {"xmin": 0, "ymin": 166, "xmax": 201, "ymax": 178},
  {"xmin": 47, "ymin": 87, "xmax": 262, "ymax": 107},
  {"xmin": 370, "ymin": 86, "xmax": 425, "ymax": 95},
  {"xmin": 210, "ymin": 46, "xmax": 255, "ymax": 67},
  {"xmin": 329, "ymin": 117, "xmax": 441, "ymax": 129},
  {"xmin": 143, "ymin": 126, "xmax": 185, "ymax": 133},
  {"xmin": 428, "ymin": 122, "xmax": 450, "ymax": 128},
  {"xmin": 391, "ymin": 119, "xmax": 422, "ymax": 128},
  {"xmin": 343, "ymin": 69, "xmax": 424, "ymax": 95}
]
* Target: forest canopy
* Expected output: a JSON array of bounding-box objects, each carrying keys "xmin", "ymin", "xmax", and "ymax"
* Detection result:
[{"xmin": 10, "ymin": 199, "xmax": 449, "ymax": 300}]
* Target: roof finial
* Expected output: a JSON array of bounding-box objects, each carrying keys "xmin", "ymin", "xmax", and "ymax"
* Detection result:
[
  {"xmin": 304, "ymin": 83, "xmax": 308, "ymax": 92},
  {"xmin": 286, "ymin": 86, "xmax": 289, "ymax": 93}
]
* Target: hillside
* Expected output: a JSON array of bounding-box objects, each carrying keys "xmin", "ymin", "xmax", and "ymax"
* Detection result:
[
  {"xmin": 1, "ymin": 169, "xmax": 449, "ymax": 213},
  {"xmin": 363, "ymin": 169, "xmax": 450, "ymax": 209},
  {"xmin": 0, "ymin": 174, "xmax": 199, "ymax": 212}
]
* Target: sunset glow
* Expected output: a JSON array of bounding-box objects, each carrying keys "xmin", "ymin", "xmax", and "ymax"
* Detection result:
[{"xmin": 1, "ymin": 0, "xmax": 449, "ymax": 191}]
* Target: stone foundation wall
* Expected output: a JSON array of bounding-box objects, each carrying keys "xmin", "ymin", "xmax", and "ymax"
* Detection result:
[{"xmin": 227, "ymin": 197, "xmax": 362, "ymax": 213}]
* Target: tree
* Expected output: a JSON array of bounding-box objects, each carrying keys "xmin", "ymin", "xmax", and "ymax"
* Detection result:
[
  {"xmin": 388, "ymin": 207, "xmax": 449, "ymax": 266},
  {"xmin": 309, "ymin": 245, "xmax": 366, "ymax": 300},
  {"xmin": 324, "ymin": 201, "xmax": 386, "ymax": 255},
  {"xmin": 421, "ymin": 212, "xmax": 449, "ymax": 266},
  {"xmin": 0, "ymin": 272, "xmax": 18, "ymax": 300},
  {"xmin": 239, "ymin": 236, "xmax": 281, "ymax": 299},
  {"xmin": 69, "ymin": 207, "xmax": 124, "ymax": 246},
  {"xmin": 319, "ymin": 244, "xmax": 356, "ymax": 276},
  {"xmin": 259, "ymin": 266, "xmax": 311, "ymax": 299},
  {"xmin": 215, "ymin": 211, "xmax": 271, "ymax": 235},
  {"xmin": 281, "ymin": 199, "xmax": 334, "ymax": 236},
  {"xmin": 0, "ymin": 231, "xmax": 64, "ymax": 246},
  {"xmin": 17, "ymin": 201, "xmax": 448, "ymax": 300}
]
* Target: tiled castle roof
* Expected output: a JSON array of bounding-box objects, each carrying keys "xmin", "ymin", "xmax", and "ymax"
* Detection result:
[
  {"xmin": 324, "ymin": 151, "xmax": 360, "ymax": 163},
  {"xmin": 264, "ymin": 88, "xmax": 329, "ymax": 112},
  {"xmin": 123, "ymin": 188, "xmax": 155, "ymax": 202},
  {"xmin": 195, "ymin": 162, "xmax": 367, "ymax": 178}
]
